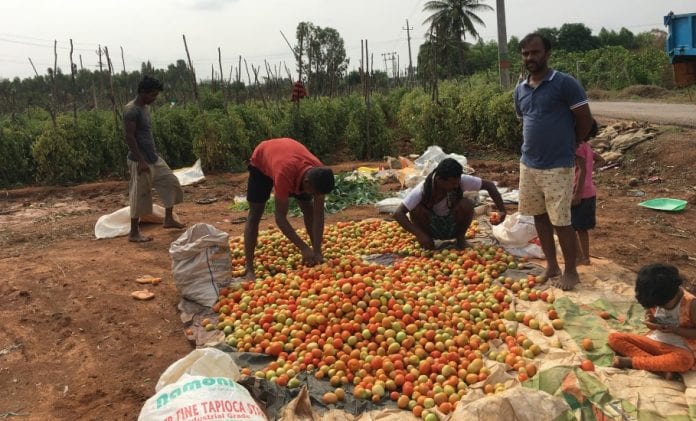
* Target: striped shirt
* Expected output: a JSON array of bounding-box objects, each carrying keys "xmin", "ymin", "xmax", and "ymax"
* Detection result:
[{"xmin": 514, "ymin": 70, "xmax": 588, "ymax": 169}]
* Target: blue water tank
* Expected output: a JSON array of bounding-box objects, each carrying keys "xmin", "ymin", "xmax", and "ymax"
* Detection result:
[{"xmin": 664, "ymin": 11, "xmax": 696, "ymax": 63}]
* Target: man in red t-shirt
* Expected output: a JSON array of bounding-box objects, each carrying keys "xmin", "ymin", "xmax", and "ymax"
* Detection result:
[{"xmin": 244, "ymin": 138, "xmax": 335, "ymax": 280}]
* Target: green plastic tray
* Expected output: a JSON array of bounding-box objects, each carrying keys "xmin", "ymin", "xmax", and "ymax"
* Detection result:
[{"xmin": 638, "ymin": 198, "xmax": 687, "ymax": 212}]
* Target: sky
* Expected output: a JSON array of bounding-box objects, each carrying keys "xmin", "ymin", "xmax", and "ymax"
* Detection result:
[{"xmin": 1, "ymin": 0, "xmax": 693, "ymax": 81}]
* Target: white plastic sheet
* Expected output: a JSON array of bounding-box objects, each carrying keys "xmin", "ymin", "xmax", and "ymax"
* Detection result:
[
  {"xmin": 173, "ymin": 159, "xmax": 205, "ymax": 186},
  {"xmin": 94, "ymin": 205, "xmax": 167, "ymax": 239},
  {"xmin": 94, "ymin": 160, "xmax": 203, "ymax": 239},
  {"xmin": 413, "ymin": 145, "xmax": 474, "ymax": 175},
  {"xmin": 492, "ymin": 212, "xmax": 544, "ymax": 258}
]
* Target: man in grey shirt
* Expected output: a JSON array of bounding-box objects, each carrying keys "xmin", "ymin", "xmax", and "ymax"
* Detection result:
[{"xmin": 124, "ymin": 76, "xmax": 184, "ymax": 242}]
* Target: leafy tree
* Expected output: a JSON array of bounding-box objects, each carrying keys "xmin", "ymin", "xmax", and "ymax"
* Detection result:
[
  {"xmin": 295, "ymin": 22, "xmax": 349, "ymax": 97},
  {"xmin": 421, "ymin": 0, "xmax": 493, "ymax": 77},
  {"xmin": 557, "ymin": 23, "xmax": 599, "ymax": 52},
  {"xmin": 535, "ymin": 27, "xmax": 560, "ymax": 47},
  {"xmin": 598, "ymin": 27, "xmax": 636, "ymax": 50},
  {"xmin": 462, "ymin": 40, "xmax": 499, "ymax": 74},
  {"xmin": 635, "ymin": 29, "xmax": 667, "ymax": 50}
]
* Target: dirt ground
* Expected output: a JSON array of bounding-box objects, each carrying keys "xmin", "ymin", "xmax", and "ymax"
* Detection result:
[{"xmin": 1, "ymin": 121, "xmax": 695, "ymax": 420}]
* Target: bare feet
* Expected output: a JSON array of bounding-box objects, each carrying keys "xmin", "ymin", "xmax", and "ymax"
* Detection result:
[
  {"xmin": 540, "ymin": 266, "xmax": 562, "ymax": 281},
  {"xmin": 612, "ymin": 356, "xmax": 632, "ymax": 369},
  {"xmin": 662, "ymin": 372, "xmax": 679, "ymax": 381},
  {"xmin": 552, "ymin": 271, "xmax": 580, "ymax": 291},
  {"xmin": 129, "ymin": 234, "xmax": 153, "ymax": 243},
  {"xmin": 455, "ymin": 238, "xmax": 470, "ymax": 250},
  {"xmin": 577, "ymin": 257, "xmax": 591, "ymax": 266},
  {"xmin": 244, "ymin": 269, "xmax": 256, "ymax": 281},
  {"xmin": 163, "ymin": 219, "xmax": 186, "ymax": 229}
]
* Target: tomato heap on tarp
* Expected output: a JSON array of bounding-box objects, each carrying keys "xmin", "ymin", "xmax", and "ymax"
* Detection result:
[
  {"xmin": 230, "ymin": 219, "xmax": 481, "ymax": 278},
  {"xmin": 216, "ymin": 219, "xmax": 558, "ymax": 420}
]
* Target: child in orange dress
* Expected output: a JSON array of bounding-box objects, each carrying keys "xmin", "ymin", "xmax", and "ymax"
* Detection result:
[{"xmin": 608, "ymin": 263, "xmax": 696, "ymax": 377}]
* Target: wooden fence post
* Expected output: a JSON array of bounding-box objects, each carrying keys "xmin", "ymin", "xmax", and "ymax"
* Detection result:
[
  {"xmin": 182, "ymin": 34, "xmax": 199, "ymax": 105},
  {"xmin": 69, "ymin": 39, "xmax": 77, "ymax": 122}
]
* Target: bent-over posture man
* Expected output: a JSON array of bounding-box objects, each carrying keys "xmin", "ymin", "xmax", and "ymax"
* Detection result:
[{"xmin": 244, "ymin": 138, "xmax": 335, "ymax": 280}]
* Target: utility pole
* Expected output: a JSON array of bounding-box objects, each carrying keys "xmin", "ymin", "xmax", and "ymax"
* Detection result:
[
  {"xmin": 381, "ymin": 52, "xmax": 397, "ymax": 78},
  {"xmin": 403, "ymin": 19, "xmax": 414, "ymax": 81},
  {"xmin": 496, "ymin": 0, "xmax": 510, "ymax": 89}
]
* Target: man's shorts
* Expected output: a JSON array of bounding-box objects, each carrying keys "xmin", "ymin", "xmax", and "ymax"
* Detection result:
[
  {"xmin": 430, "ymin": 213, "xmax": 457, "ymax": 240},
  {"xmin": 246, "ymin": 165, "xmax": 311, "ymax": 203},
  {"xmin": 128, "ymin": 157, "xmax": 183, "ymax": 218},
  {"xmin": 571, "ymin": 196, "xmax": 596, "ymax": 231},
  {"xmin": 518, "ymin": 162, "xmax": 574, "ymax": 226}
]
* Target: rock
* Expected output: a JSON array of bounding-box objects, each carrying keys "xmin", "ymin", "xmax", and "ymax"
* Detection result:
[
  {"xmin": 628, "ymin": 178, "xmax": 640, "ymax": 187},
  {"xmin": 131, "ymin": 289, "xmax": 155, "ymax": 300}
]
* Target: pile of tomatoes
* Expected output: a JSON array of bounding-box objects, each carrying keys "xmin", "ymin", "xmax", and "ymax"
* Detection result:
[{"xmin": 215, "ymin": 220, "xmax": 558, "ymax": 419}]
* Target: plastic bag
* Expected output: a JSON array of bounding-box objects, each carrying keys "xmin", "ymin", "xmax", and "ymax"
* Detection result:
[
  {"xmin": 169, "ymin": 223, "xmax": 230, "ymax": 307},
  {"xmin": 375, "ymin": 197, "xmax": 402, "ymax": 214},
  {"xmin": 414, "ymin": 145, "xmax": 447, "ymax": 168},
  {"xmin": 138, "ymin": 348, "xmax": 267, "ymax": 421},
  {"xmin": 492, "ymin": 212, "xmax": 544, "ymax": 258},
  {"xmin": 94, "ymin": 205, "xmax": 167, "ymax": 239},
  {"xmin": 492, "ymin": 212, "xmax": 537, "ymax": 248},
  {"xmin": 173, "ymin": 159, "xmax": 205, "ymax": 186},
  {"xmin": 414, "ymin": 145, "xmax": 472, "ymax": 175}
]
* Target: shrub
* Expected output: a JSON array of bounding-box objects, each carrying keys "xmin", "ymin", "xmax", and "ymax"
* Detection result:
[
  {"xmin": 192, "ymin": 110, "xmax": 250, "ymax": 172},
  {"xmin": 152, "ymin": 105, "xmax": 199, "ymax": 168},
  {"xmin": 396, "ymin": 88, "xmax": 430, "ymax": 140},
  {"xmin": 230, "ymin": 103, "xmax": 278, "ymax": 149},
  {"xmin": 281, "ymin": 98, "xmax": 340, "ymax": 160},
  {"xmin": 0, "ymin": 122, "xmax": 36, "ymax": 187},
  {"xmin": 32, "ymin": 117, "xmax": 89, "ymax": 183},
  {"xmin": 485, "ymin": 91, "xmax": 522, "ymax": 150},
  {"xmin": 344, "ymin": 101, "xmax": 392, "ymax": 160}
]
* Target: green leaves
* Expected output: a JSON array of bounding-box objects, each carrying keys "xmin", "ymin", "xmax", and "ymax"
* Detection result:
[
  {"xmin": 228, "ymin": 172, "xmax": 384, "ymax": 216},
  {"xmin": 324, "ymin": 173, "xmax": 384, "ymax": 214}
]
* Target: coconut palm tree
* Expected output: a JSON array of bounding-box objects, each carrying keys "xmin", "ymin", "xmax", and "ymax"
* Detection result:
[
  {"xmin": 423, "ymin": 0, "xmax": 493, "ymax": 42},
  {"xmin": 422, "ymin": 0, "xmax": 493, "ymax": 77}
]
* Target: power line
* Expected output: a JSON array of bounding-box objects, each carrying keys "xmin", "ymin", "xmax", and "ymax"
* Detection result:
[
  {"xmin": 0, "ymin": 32, "xmax": 95, "ymax": 47},
  {"xmin": 0, "ymin": 37, "xmax": 93, "ymax": 52}
]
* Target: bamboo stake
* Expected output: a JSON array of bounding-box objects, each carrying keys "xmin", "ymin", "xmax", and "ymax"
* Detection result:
[
  {"xmin": 182, "ymin": 34, "xmax": 199, "ymax": 104},
  {"xmin": 251, "ymin": 63, "xmax": 266, "ymax": 107},
  {"xmin": 28, "ymin": 58, "xmax": 39, "ymax": 77},
  {"xmin": 103, "ymin": 46, "xmax": 121, "ymax": 128},
  {"xmin": 69, "ymin": 39, "xmax": 77, "ymax": 122},
  {"xmin": 218, "ymin": 47, "xmax": 228, "ymax": 107}
]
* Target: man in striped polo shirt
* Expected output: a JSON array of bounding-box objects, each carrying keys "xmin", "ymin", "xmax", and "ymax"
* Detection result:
[{"xmin": 513, "ymin": 33, "xmax": 595, "ymax": 290}]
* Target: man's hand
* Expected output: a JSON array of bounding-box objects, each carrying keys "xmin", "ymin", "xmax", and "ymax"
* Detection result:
[
  {"xmin": 572, "ymin": 194, "xmax": 582, "ymax": 207},
  {"xmin": 137, "ymin": 160, "xmax": 150, "ymax": 175},
  {"xmin": 416, "ymin": 232, "xmax": 435, "ymax": 250}
]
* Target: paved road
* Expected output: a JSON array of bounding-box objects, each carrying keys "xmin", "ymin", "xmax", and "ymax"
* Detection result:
[{"xmin": 590, "ymin": 101, "xmax": 696, "ymax": 127}]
